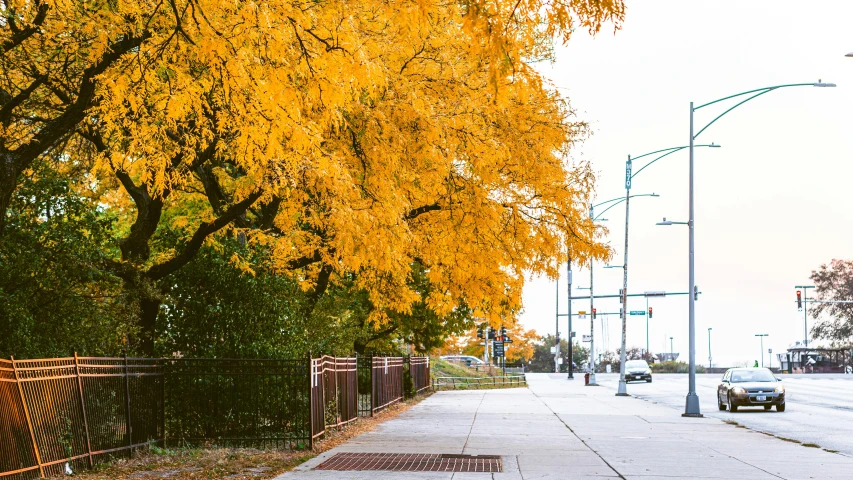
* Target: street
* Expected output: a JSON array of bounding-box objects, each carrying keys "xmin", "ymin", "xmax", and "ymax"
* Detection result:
[{"xmin": 596, "ymin": 373, "xmax": 853, "ymax": 455}]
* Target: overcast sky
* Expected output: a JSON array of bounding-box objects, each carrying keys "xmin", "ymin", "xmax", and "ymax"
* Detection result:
[{"xmin": 520, "ymin": 0, "xmax": 853, "ymax": 368}]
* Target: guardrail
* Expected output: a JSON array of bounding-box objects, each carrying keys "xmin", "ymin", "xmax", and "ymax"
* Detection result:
[{"xmin": 432, "ymin": 375, "xmax": 527, "ymax": 390}]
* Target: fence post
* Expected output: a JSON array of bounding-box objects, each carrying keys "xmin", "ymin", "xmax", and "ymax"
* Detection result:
[
  {"xmin": 73, "ymin": 353, "xmax": 94, "ymax": 467},
  {"xmin": 308, "ymin": 356, "xmax": 314, "ymax": 451},
  {"xmin": 11, "ymin": 357, "xmax": 44, "ymax": 478},
  {"xmin": 160, "ymin": 359, "xmax": 166, "ymax": 448},
  {"xmin": 123, "ymin": 354, "xmax": 133, "ymax": 456}
]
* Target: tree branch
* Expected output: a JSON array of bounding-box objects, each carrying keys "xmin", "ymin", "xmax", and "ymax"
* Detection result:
[
  {"xmin": 145, "ymin": 189, "xmax": 263, "ymax": 280},
  {"xmin": 1, "ymin": 0, "xmax": 49, "ymax": 52},
  {"xmin": 0, "ymin": 74, "xmax": 46, "ymax": 126},
  {"xmin": 404, "ymin": 203, "xmax": 441, "ymax": 220}
]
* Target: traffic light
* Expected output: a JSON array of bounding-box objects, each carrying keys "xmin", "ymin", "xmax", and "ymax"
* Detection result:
[
  {"xmin": 592, "ymin": 308, "xmax": 597, "ymax": 319},
  {"xmin": 501, "ymin": 326, "xmax": 507, "ymax": 336},
  {"xmin": 797, "ymin": 290, "xmax": 802, "ymax": 311},
  {"xmin": 648, "ymin": 307, "xmax": 653, "ymax": 319},
  {"xmin": 694, "ymin": 285, "xmax": 699, "ymax": 301},
  {"xmin": 477, "ymin": 327, "xmax": 484, "ymax": 339}
]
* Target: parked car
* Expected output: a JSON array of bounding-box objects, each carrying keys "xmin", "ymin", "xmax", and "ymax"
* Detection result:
[
  {"xmin": 717, "ymin": 368, "xmax": 785, "ymax": 412},
  {"xmin": 440, "ymin": 355, "xmax": 484, "ymax": 367},
  {"xmin": 624, "ymin": 360, "xmax": 652, "ymax": 383}
]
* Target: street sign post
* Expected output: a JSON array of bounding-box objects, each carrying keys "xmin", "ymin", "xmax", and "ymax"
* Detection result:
[
  {"xmin": 629, "ymin": 310, "xmax": 646, "ymax": 316},
  {"xmin": 493, "ymin": 342, "xmax": 505, "ymax": 357},
  {"xmin": 582, "ymin": 335, "xmax": 592, "ymax": 342},
  {"xmin": 578, "ymin": 310, "xmax": 587, "ymax": 319}
]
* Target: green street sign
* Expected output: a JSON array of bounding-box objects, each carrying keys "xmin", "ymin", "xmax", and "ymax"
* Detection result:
[{"xmin": 629, "ymin": 310, "xmax": 646, "ymax": 316}]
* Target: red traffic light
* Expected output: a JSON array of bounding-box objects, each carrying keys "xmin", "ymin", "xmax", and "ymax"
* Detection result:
[
  {"xmin": 648, "ymin": 307, "xmax": 653, "ymax": 319},
  {"xmin": 796, "ymin": 290, "xmax": 802, "ymax": 311},
  {"xmin": 592, "ymin": 308, "xmax": 597, "ymax": 319}
]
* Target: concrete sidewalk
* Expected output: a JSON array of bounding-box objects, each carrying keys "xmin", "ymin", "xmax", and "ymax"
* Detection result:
[{"xmin": 276, "ymin": 373, "xmax": 853, "ymax": 479}]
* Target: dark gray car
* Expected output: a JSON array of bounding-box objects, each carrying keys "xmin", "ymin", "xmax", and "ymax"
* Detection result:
[{"xmin": 717, "ymin": 368, "xmax": 785, "ymax": 412}]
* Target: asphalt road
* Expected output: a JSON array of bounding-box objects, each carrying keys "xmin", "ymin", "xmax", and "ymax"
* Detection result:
[{"xmin": 594, "ymin": 372, "xmax": 853, "ymax": 456}]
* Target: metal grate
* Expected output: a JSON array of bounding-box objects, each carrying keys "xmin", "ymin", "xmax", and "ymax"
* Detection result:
[{"xmin": 315, "ymin": 453, "xmax": 502, "ymax": 472}]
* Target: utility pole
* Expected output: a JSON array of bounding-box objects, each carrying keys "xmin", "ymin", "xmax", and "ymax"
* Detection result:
[
  {"xmin": 588, "ymin": 262, "xmax": 597, "ymax": 385},
  {"xmin": 755, "ymin": 334, "xmax": 769, "ymax": 368},
  {"xmin": 708, "ymin": 328, "xmax": 712, "ymax": 369},
  {"xmin": 796, "ymin": 286, "xmax": 815, "ymax": 347},
  {"xmin": 670, "ymin": 337, "xmax": 674, "ymax": 361},
  {"xmin": 567, "ymin": 255, "xmax": 574, "ymax": 379}
]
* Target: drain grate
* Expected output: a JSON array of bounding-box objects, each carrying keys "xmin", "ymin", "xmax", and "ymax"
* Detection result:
[{"xmin": 315, "ymin": 453, "xmax": 503, "ymax": 472}]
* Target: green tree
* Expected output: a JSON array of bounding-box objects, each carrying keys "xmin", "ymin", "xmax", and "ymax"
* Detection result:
[
  {"xmin": 810, "ymin": 259, "xmax": 853, "ymax": 343},
  {"xmin": 0, "ymin": 160, "xmax": 134, "ymax": 358}
]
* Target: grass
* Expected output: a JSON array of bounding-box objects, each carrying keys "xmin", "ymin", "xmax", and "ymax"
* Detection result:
[
  {"xmin": 58, "ymin": 395, "xmax": 429, "ymax": 480},
  {"xmin": 429, "ymin": 358, "xmax": 492, "ymax": 379},
  {"xmin": 430, "ymin": 358, "xmax": 527, "ymax": 391}
]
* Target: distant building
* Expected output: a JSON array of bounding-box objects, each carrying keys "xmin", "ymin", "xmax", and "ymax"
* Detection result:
[{"xmin": 656, "ymin": 352, "xmax": 679, "ymax": 362}]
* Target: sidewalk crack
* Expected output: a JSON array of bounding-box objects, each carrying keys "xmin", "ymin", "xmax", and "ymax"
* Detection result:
[
  {"xmin": 461, "ymin": 392, "xmax": 487, "ymax": 454},
  {"xmin": 529, "ymin": 389, "xmax": 626, "ymax": 480}
]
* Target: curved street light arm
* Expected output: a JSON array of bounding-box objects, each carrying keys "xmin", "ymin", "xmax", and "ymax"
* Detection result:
[
  {"xmin": 631, "ymin": 144, "xmax": 719, "ymax": 179},
  {"xmin": 693, "ymin": 83, "xmax": 816, "ymax": 110},
  {"xmin": 594, "ymin": 193, "xmax": 658, "ymax": 221},
  {"xmin": 694, "ymin": 89, "xmax": 773, "ymax": 139},
  {"xmin": 693, "ymin": 82, "xmax": 828, "ymax": 139}
]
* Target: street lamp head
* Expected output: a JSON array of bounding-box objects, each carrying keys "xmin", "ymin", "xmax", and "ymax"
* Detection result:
[
  {"xmin": 708, "ymin": 143, "xmax": 721, "ymax": 148},
  {"xmin": 650, "ymin": 193, "xmax": 660, "ymax": 197},
  {"xmin": 813, "ymin": 79, "xmax": 836, "ymax": 87},
  {"xmin": 846, "ymin": 52, "xmax": 853, "ymax": 57},
  {"xmin": 604, "ymin": 265, "xmax": 624, "ymax": 269},
  {"xmin": 656, "ymin": 217, "xmax": 674, "ymax": 226}
]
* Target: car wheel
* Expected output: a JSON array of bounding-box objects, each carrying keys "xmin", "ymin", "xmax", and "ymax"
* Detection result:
[
  {"xmin": 776, "ymin": 403, "xmax": 786, "ymax": 412},
  {"xmin": 728, "ymin": 394, "xmax": 738, "ymax": 412},
  {"xmin": 764, "ymin": 405, "xmax": 772, "ymax": 411},
  {"xmin": 718, "ymin": 396, "xmax": 727, "ymax": 411}
]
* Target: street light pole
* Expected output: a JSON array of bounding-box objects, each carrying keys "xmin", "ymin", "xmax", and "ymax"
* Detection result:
[
  {"xmin": 617, "ymin": 155, "xmax": 632, "ymax": 397},
  {"xmin": 680, "ymin": 80, "xmax": 834, "ymax": 417},
  {"xmin": 756, "ymin": 334, "xmax": 769, "ymax": 367},
  {"xmin": 708, "ymin": 328, "xmax": 712, "ymax": 369},
  {"xmin": 670, "ymin": 337, "xmax": 674, "ymax": 361},
  {"xmin": 685, "ymin": 101, "xmax": 701, "ymax": 416},
  {"xmin": 585, "ymin": 192, "xmax": 658, "ymax": 387}
]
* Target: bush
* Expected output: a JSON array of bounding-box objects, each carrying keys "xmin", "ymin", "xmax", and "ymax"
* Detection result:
[{"xmin": 650, "ymin": 361, "xmax": 706, "ymax": 373}]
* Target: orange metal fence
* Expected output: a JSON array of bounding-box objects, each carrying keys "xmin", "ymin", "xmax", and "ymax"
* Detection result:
[
  {"xmin": 0, "ymin": 356, "xmax": 163, "ymax": 479},
  {"xmin": 1, "ymin": 354, "xmax": 422, "ymax": 478}
]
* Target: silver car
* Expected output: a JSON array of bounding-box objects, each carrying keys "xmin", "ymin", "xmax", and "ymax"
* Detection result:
[{"xmin": 717, "ymin": 368, "xmax": 786, "ymax": 412}]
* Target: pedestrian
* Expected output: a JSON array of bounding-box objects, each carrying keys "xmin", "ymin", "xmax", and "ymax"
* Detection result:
[{"xmin": 753, "ymin": 360, "xmax": 759, "ymax": 368}]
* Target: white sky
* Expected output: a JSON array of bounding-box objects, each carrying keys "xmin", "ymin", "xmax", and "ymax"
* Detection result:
[{"xmin": 520, "ymin": 0, "xmax": 853, "ymax": 367}]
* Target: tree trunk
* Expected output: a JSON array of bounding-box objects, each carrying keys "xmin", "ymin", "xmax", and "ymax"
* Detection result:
[
  {"xmin": 138, "ymin": 296, "xmax": 161, "ymax": 357},
  {"xmin": 0, "ymin": 153, "xmax": 21, "ymax": 234}
]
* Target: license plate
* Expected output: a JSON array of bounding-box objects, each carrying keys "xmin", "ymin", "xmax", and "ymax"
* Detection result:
[{"xmin": 756, "ymin": 395, "xmax": 767, "ymax": 402}]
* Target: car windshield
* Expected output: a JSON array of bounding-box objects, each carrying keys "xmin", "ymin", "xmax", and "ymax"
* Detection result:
[
  {"xmin": 626, "ymin": 361, "xmax": 649, "ymax": 369},
  {"xmin": 730, "ymin": 369, "xmax": 776, "ymax": 383}
]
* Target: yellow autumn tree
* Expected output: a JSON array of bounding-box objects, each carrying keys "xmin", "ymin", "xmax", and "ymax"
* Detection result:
[{"xmin": 2, "ymin": 0, "xmax": 623, "ymax": 353}]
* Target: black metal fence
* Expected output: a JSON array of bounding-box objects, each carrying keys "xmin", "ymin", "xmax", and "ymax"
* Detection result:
[{"xmin": 1, "ymin": 354, "xmax": 429, "ymax": 479}]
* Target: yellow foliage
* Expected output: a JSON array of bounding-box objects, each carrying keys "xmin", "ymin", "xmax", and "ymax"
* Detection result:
[{"xmin": 2, "ymin": 0, "xmax": 623, "ymax": 328}]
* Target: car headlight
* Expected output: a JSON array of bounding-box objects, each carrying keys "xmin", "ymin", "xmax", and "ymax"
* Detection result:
[
  {"xmin": 775, "ymin": 385, "xmax": 785, "ymax": 393},
  {"xmin": 732, "ymin": 387, "xmax": 746, "ymax": 395}
]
